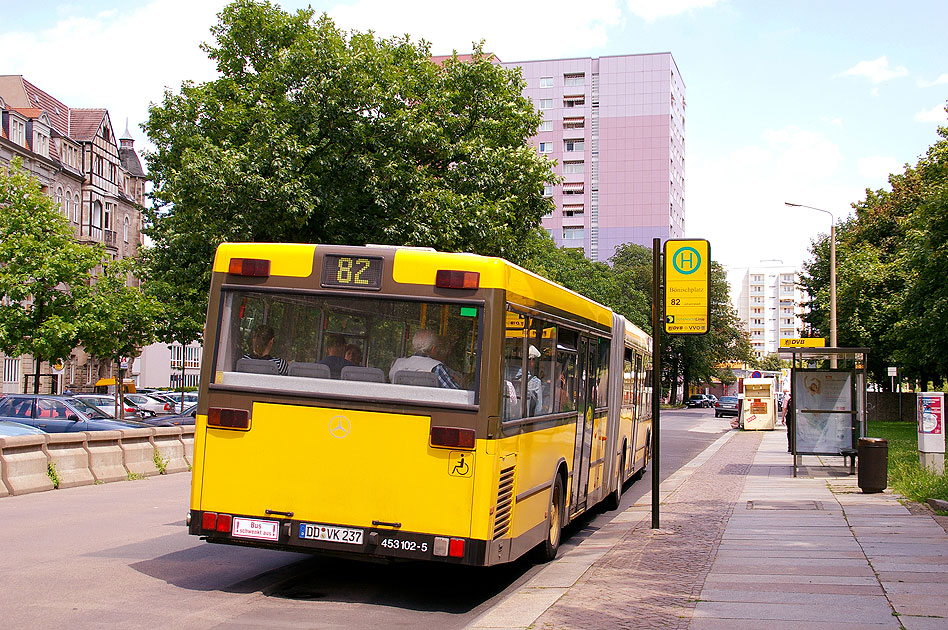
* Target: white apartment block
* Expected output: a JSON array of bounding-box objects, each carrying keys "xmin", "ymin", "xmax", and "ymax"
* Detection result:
[{"xmin": 727, "ymin": 262, "xmax": 805, "ymax": 358}]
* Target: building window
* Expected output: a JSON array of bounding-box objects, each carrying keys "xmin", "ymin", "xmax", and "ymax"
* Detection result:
[
  {"xmin": 538, "ymin": 99, "xmax": 553, "ymax": 110},
  {"xmin": 539, "ymin": 76, "xmax": 553, "ymax": 88},
  {"xmin": 563, "ymin": 117, "xmax": 585, "ymax": 129},
  {"xmin": 564, "ymin": 73, "xmax": 585, "ymax": 86},
  {"xmin": 563, "ymin": 161, "xmax": 584, "ymax": 174},
  {"xmin": 539, "ymin": 142, "xmax": 553, "ymax": 153},
  {"xmin": 539, "ymin": 120, "xmax": 553, "ymax": 132},
  {"xmin": 564, "ymin": 95, "xmax": 585, "ymax": 108},
  {"xmin": 123, "ymin": 216, "xmax": 130, "ymax": 243},
  {"xmin": 563, "ymin": 227, "xmax": 585, "ymax": 241},
  {"xmin": 73, "ymin": 194, "xmax": 80, "ymax": 223},
  {"xmin": 3, "ymin": 358, "xmax": 19, "ymax": 384},
  {"xmin": 103, "ymin": 202, "xmax": 114, "ymax": 230},
  {"xmin": 56, "ymin": 187, "xmax": 64, "ymax": 215},
  {"xmin": 563, "ymin": 204, "xmax": 584, "ymax": 217},
  {"xmin": 11, "ymin": 118, "xmax": 26, "ymax": 146},
  {"xmin": 564, "ymin": 139, "xmax": 584, "ymax": 152},
  {"xmin": 543, "ymin": 184, "xmax": 553, "ymax": 197}
]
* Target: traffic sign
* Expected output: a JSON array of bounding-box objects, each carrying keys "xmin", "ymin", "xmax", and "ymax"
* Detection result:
[{"xmin": 663, "ymin": 239, "xmax": 710, "ymax": 335}]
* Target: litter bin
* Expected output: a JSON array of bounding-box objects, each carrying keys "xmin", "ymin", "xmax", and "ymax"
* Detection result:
[{"xmin": 857, "ymin": 437, "xmax": 888, "ymax": 493}]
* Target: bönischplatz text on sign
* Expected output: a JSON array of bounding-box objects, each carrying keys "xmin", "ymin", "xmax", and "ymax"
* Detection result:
[{"xmin": 664, "ymin": 239, "xmax": 710, "ymax": 335}]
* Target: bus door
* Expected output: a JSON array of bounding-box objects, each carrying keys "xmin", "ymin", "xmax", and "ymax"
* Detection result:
[{"xmin": 570, "ymin": 336, "xmax": 598, "ymax": 515}]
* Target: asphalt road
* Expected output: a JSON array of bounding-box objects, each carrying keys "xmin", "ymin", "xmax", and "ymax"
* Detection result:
[{"xmin": 0, "ymin": 406, "xmax": 728, "ymax": 630}]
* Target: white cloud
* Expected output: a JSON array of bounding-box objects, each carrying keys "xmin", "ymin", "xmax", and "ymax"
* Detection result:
[
  {"xmin": 328, "ymin": 0, "xmax": 624, "ymax": 60},
  {"xmin": 841, "ymin": 56, "xmax": 909, "ymax": 84},
  {"xmin": 915, "ymin": 103, "xmax": 948, "ymax": 123},
  {"xmin": 624, "ymin": 0, "xmax": 722, "ymax": 21},
  {"xmin": 1, "ymin": 0, "xmax": 227, "ymax": 150},
  {"xmin": 918, "ymin": 73, "xmax": 948, "ymax": 88},
  {"xmin": 857, "ymin": 156, "xmax": 901, "ymax": 182},
  {"xmin": 687, "ymin": 127, "xmax": 854, "ymax": 270}
]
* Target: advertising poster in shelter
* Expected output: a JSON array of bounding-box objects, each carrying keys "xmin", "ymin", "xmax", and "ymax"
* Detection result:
[{"xmin": 794, "ymin": 371, "xmax": 854, "ymax": 453}]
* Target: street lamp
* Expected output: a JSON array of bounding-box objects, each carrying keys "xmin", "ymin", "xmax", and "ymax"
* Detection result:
[{"xmin": 785, "ymin": 202, "xmax": 836, "ymax": 349}]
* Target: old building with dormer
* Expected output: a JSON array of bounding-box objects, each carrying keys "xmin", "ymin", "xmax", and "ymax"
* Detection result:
[{"xmin": 0, "ymin": 75, "xmax": 148, "ymax": 393}]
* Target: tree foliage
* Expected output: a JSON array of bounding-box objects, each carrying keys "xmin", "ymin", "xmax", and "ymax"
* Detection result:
[
  {"xmin": 801, "ymin": 108, "xmax": 948, "ymax": 388},
  {"xmin": 143, "ymin": 0, "xmax": 554, "ymax": 344},
  {"xmin": 0, "ymin": 159, "xmax": 102, "ymax": 393}
]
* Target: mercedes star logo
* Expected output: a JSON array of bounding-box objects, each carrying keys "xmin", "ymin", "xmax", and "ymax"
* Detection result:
[{"xmin": 329, "ymin": 415, "xmax": 351, "ymax": 439}]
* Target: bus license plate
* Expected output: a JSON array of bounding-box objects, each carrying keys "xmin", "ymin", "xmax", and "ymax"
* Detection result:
[
  {"xmin": 232, "ymin": 517, "xmax": 279, "ymax": 541},
  {"xmin": 299, "ymin": 523, "xmax": 364, "ymax": 545}
]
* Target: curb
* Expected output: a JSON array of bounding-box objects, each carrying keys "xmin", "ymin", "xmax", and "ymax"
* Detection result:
[{"xmin": 465, "ymin": 429, "xmax": 739, "ymax": 630}]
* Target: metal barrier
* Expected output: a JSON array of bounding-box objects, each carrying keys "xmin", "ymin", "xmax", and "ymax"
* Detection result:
[{"xmin": 0, "ymin": 427, "xmax": 195, "ymax": 496}]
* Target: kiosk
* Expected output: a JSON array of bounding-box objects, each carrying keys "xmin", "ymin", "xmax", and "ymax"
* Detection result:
[{"xmin": 741, "ymin": 377, "xmax": 776, "ymax": 430}]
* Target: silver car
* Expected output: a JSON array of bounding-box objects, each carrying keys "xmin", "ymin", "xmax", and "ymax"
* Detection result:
[{"xmin": 124, "ymin": 393, "xmax": 173, "ymax": 415}]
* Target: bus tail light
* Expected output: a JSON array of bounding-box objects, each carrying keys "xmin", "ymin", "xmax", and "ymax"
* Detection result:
[
  {"xmin": 215, "ymin": 513, "xmax": 232, "ymax": 532},
  {"xmin": 229, "ymin": 258, "xmax": 271, "ymax": 277},
  {"xmin": 430, "ymin": 426, "xmax": 475, "ymax": 449},
  {"xmin": 202, "ymin": 512, "xmax": 218, "ymax": 530},
  {"xmin": 207, "ymin": 407, "xmax": 251, "ymax": 430},
  {"xmin": 433, "ymin": 536, "xmax": 466, "ymax": 558},
  {"xmin": 435, "ymin": 270, "xmax": 479, "ymax": 289}
]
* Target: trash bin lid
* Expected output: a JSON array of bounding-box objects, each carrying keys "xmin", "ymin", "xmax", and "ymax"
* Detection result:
[{"xmin": 858, "ymin": 437, "xmax": 888, "ymax": 446}]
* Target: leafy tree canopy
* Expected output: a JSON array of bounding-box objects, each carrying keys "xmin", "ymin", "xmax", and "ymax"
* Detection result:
[
  {"xmin": 801, "ymin": 107, "xmax": 948, "ymax": 388},
  {"xmin": 143, "ymin": 0, "xmax": 554, "ymax": 342},
  {"xmin": 0, "ymin": 158, "xmax": 102, "ymax": 392}
]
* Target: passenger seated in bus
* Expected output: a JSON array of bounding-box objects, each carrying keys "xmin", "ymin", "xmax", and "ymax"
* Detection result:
[
  {"xmin": 525, "ymin": 345, "xmax": 543, "ymax": 415},
  {"xmin": 389, "ymin": 329, "xmax": 460, "ymax": 389},
  {"xmin": 344, "ymin": 344, "xmax": 363, "ymax": 365},
  {"xmin": 242, "ymin": 325, "xmax": 288, "ymax": 375},
  {"xmin": 316, "ymin": 334, "xmax": 356, "ymax": 378},
  {"xmin": 431, "ymin": 335, "xmax": 464, "ymax": 387}
]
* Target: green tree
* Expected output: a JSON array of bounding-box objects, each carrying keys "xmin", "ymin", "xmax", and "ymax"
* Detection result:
[
  {"xmin": 801, "ymin": 109, "xmax": 948, "ymax": 388},
  {"xmin": 81, "ymin": 258, "xmax": 160, "ymax": 418},
  {"xmin": 0, "ymin": 159, "xmax": 101, "ymax": 394},
  {"xmin": 143, "ymin": 0, "xmax": 554, "ymax": 348}
]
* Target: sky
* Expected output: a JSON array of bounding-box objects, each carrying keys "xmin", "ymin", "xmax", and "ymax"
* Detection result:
[{"xmin": 4, "ymin": 0, "xmax": 947, "ymax": 272}]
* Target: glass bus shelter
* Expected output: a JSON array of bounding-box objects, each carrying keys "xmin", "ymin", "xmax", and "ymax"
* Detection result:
[{"xmin": 777, "ymin": 347, "xmax": 869, "ymax": 477}]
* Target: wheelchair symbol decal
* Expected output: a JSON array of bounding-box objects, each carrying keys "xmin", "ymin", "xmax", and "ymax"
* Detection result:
[{"xmin": 449, "ymin": 451, "xmax": 473, "ymax": 477}]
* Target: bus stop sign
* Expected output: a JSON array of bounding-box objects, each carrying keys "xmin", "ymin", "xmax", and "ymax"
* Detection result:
[{"xmin": 664, "ymin": 239, "xmax": 710, "ymax": 335}]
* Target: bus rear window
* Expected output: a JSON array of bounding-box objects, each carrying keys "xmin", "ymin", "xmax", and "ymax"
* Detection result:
[{"xmin": 213, "ymin": 290, "xmax": 480, "ymax": 406}]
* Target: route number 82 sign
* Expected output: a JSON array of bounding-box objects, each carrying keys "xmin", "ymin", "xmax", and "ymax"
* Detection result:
[{"xmin": 664, "ymin": 239, "xmax": 710, "ymax": 335}]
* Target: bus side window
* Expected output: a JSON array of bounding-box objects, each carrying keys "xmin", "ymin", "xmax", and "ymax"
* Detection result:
[
  {"xmin": 556, "ymin": 328, "xmax": 578, "ymax": 412},
  {"xmin": 503, "ymin": 311, "xmax": 525, "ymax": 421}
]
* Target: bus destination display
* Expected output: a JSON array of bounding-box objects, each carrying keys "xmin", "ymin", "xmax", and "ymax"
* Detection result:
[{"xmin": 322, "ymin": 255, "xmax": 383, "ymax": 290}]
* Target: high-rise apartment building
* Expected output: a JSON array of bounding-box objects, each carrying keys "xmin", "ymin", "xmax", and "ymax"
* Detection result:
[
  {"xmin": 727, "ymin": 263, "xmax": 805, "ymax": 358},
  {"xmin": 502, "ymin": 53, "xmax": 686, "ymax": 262}
]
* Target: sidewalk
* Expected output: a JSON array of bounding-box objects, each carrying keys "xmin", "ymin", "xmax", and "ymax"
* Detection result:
[{"xmin": 467, "ymin": 427, "xmax": 948, "ymax": 630}]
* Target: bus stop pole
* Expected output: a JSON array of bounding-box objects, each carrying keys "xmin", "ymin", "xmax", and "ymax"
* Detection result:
[{"xmin": 652, "ymin": 237, "xmax": 662, "ymax": 529}]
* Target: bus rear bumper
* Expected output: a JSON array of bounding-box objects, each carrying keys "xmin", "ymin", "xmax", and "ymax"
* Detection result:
[{"xmin": 189, "ymin": 509, "xmax": 489, "ymax": 566}]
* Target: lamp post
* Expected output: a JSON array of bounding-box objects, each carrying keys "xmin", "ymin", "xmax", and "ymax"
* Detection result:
[{"xmin": 785, "ymin": 202, "xmax": 836, "ymax": 349}]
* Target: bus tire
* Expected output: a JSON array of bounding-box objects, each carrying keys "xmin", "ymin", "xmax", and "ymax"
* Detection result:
[
  {"xmin": 534, "ymin": 474, "xmax": 564, "ymax": 563},
  {"xmin": 603, "ymin": 445, "xmax": 625, "ymax": 511}
]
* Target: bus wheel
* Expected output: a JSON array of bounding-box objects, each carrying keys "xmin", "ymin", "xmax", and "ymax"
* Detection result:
[
  {"xmin": 604, "ymin": 448, "xmax": 625, "ymax": 511},
  {"xmin": 534, "ymin": 475, "xmax": 564, "ymax": 563}
]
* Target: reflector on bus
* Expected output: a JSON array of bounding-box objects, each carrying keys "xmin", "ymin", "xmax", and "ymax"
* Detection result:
[
  {"xmin": 435, "ymin": 270, "xmax": 479, "ymax": 289},
  {"xmin": 207, "ymin": 407, "xmax": 251, "ymax": 430},
  {"xmin": 229, "ymin": 258, "xmax": 271, "ymax": 277},
  {"xmin": 430, "ymin": 426, "xmax": 475, "ymax": 449}
]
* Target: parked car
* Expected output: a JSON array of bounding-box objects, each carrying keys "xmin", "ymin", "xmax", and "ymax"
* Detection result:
[
  {"xmin": 0, "ymin": 419, "xmax": 46, "ymax": 436},
  {"xmin": 714, "ymin": 396, "xmax": 741, "ymax": 418},
  {"xmin": 685, "ymin": 394, "xmax": 712, "ymax": 408},
  {"xmin": 156, "ymin": 403, "xmax": 196, "ymax": 427},
  {"xmin": 72, "ymin": 394, "xmax": 157, "ymax": 419},
  {"xmin": 124, "ymin": 393, "xmax": 173, "ymax": 415},
  {"xmin": 0, "ymin": 395, "xmax": 149, "ymax": 433},
  {"xmin": 162, "ymin": 391, "xmax": 198, "ymax": 413}
]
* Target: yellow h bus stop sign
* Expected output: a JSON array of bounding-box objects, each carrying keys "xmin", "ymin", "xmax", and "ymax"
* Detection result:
[{"xmin": 664, "ymin": 239, "xmax": 710, "ymax": 335}]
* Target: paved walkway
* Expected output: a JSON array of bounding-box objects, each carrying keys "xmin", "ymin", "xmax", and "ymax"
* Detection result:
[{"xmin": 467, "ymin": 427, "xmax": 948, "ymax": 630}]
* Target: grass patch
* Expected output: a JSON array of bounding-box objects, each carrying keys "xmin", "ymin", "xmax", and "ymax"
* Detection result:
[{"xmin": 867, "ymin": 421, "xmax": 948, "ymax": 503}]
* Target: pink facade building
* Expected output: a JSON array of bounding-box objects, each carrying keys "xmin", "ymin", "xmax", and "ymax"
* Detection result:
[{"xmin": 503, "ymin": 53, "xmax": 685, "ymax": 262}]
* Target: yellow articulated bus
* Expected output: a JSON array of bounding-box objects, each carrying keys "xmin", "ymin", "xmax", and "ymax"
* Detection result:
[{"xmin": 188, "ymin": 243, "xmax": 652, "ymax": 566}]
